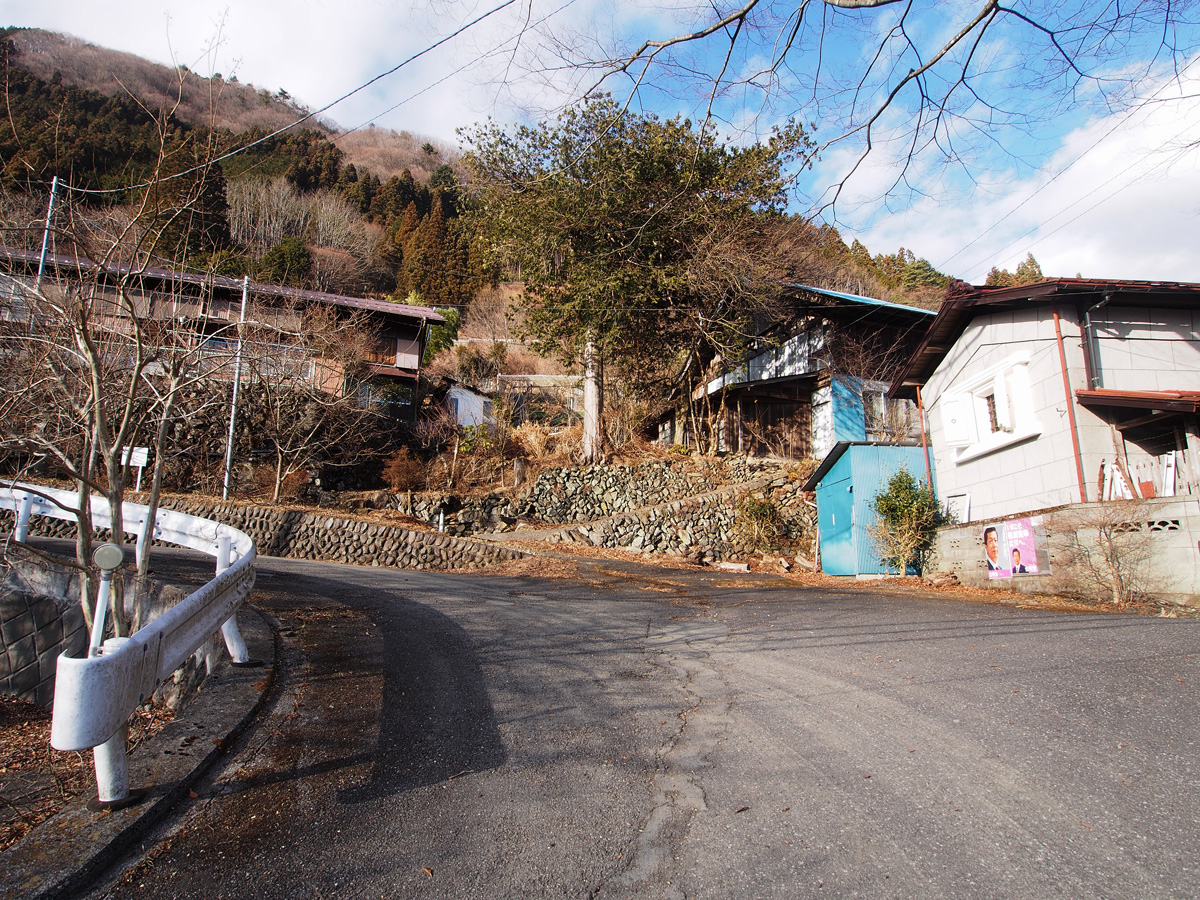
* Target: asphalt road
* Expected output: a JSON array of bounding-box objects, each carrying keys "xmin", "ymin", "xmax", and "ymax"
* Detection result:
[{"xmin": 84, "ymin": 554, "xmax": 1200, "ymax": 900}]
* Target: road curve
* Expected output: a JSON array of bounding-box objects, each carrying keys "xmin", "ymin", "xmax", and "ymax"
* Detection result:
[{"xmin": 88, "ymin": 555, "xmax": 1200, "ymax": 900}]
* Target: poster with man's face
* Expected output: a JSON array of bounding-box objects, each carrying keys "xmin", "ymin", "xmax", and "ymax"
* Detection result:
[{"xmin": 984, "ymin": 518, "xmax": 1040, "ymax": 578}]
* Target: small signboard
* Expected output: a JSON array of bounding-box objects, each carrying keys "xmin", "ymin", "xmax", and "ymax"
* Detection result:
[
  {"xmin": 121, "ymin": 446, "xmax": 149, "ymax": 491},
  {"xmin": 984, "ymin": 517, "xmax": 1048, "ymax": 579}
]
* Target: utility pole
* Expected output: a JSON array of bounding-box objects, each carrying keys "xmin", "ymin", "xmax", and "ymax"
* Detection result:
[
  {"xmin": 35, "ymin": 176, "xmax": 59, "ymax": 289},
  {"xmin": 222, "ymin": 276, "xmax": 250, "ymax": 500}
]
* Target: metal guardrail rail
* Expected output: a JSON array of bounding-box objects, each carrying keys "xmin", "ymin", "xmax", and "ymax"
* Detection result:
[{"xmin": 1, "ymin": 482, "xmax": 257, "ymax": 808}]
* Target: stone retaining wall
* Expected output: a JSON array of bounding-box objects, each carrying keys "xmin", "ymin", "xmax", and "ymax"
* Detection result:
[
  {"xmin": 9, "ymin": 503, "xmax": 529, "ymax": 570},
  {"xmin": 9, "ymin": 456, "xmax": 814, "ymax": 571},
  {"xmin": 404, "ymin": 456, "xmax": 794, "ymax": 537},
  {"xmin": 156, "ymin": 501, "xmax": 532, "ymax": 570},
  {"xmin": 521, "ymin": 472, "xmax": 815, "ymax": 562}
]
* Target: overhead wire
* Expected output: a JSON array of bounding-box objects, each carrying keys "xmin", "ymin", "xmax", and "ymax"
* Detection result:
[
  {"xmin": 52, "ymin": 0, "xmax": 519, "ymax": 198},
  {"xmin": 936, "ymin": 54, "xmax": 1200, "ymax": 275}
]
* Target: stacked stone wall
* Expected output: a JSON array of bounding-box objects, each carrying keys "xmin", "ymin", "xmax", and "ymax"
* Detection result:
[
  {"xmin": 404, "ymin": 456, "xmax": 796, "ymax": 537},
  {"xmin": 528, "ymin": 472, "xmax": 815, "ymax": 562}
]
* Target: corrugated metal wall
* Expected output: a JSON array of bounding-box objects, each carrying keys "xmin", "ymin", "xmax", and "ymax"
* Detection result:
[{"xmin": 815, "ymin": 444, "xmax": 930, "ymax": 576}]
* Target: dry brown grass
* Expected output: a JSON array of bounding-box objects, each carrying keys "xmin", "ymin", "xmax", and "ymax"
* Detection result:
[
  {"xmin": 0, "ymin": 694, "xmax": 174, "ymax": 853},
  {"xmin": 332, "ymin": 128, "xmax": 460, "ymax": 182}
]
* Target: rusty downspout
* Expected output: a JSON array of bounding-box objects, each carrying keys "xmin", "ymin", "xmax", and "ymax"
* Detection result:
[
  {"xmin": 1053, "ymin": 306, "xmax": 1088, "ymax": 503},
  {"xmin": 916, "ymin": 385, "xmax": 933, "ymax": 492}
]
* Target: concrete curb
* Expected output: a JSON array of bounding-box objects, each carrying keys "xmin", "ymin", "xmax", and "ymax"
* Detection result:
[{"xmin": 0, "ymin": 605, "xmax": 276, "ymax": 900}]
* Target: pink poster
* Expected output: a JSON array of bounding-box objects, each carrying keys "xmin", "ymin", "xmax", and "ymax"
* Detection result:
[{"xmin": 984, "ymin": 518, "xmax": 1039, "ymax": 579}]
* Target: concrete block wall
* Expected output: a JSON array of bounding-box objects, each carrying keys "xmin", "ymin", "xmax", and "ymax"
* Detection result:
[
  {"xmin": 935, "ymin": 496, "xmax": 1200, "ymax": 606},
  {"xmin": 0, "ymin": 584, "xmax": 86, "ymax": 707}
]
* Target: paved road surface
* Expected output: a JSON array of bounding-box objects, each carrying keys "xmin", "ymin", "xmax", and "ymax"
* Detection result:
[{"xmin": 85, "ymin": 554, "xmax": 1200, "ymax": 899}]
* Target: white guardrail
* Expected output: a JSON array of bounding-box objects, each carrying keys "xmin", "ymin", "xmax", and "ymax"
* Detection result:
[{"xmin": 1, "ymin": 482, "xmax": 256, "ymax": 809}]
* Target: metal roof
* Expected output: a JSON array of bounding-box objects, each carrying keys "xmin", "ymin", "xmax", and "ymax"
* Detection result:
[
  {"xmin": 776, "ymin": 283, "xmax": 937, "ymax": 332},
  {"xmin": 0, "ymin": 245, "xmax": 445, "ymax": 324},
  {"xmin": 784, "ymin": 283, "xmax": 938, "ymax": 317}
]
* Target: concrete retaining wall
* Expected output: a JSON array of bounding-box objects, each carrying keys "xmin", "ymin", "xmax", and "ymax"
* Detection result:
[{"xmin": 0, "ymin": 548, "xmax": 221, "ymax": 708}]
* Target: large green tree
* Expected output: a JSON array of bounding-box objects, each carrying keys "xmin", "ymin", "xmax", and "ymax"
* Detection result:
[{"xmin": 462, "ymin": 95, "xmax": 810, "ymax": 460}]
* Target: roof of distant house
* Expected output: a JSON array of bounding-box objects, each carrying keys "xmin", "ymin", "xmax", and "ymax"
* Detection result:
[
  {"xmin": 0, "ymin": 245, "xmax": 445, "ymax": 324},
  {"xmin": 777, "ymin": 283, "xmax": 937, "ymax": 331}
]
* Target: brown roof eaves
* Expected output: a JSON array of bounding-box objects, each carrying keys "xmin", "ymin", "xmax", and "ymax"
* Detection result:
[
  {"xmin": 890, "ymin": 278, "xmax": 1200, "ymax": 399},
  {"xmin": 0, "ymin": 245, "xmax": 445, "ymax": 325},
  {"xmin": 1076, "ymin": 388, "xmax": 1200, "ymax": 414}
]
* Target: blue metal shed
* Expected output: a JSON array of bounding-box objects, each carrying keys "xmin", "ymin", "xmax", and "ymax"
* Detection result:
[{"xmin": 802, "ymin": 442, "xmax": 932, "ymax": 576}]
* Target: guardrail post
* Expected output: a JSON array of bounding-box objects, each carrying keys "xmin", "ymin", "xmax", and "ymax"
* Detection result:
[
  {"xmin": 15, "ymin": 494, "xmax": 33, "ymax": 541},
  {"xmin": 88, "ymin": 637, "xmax": 144, "ymax": 810},
  {"xmin": 216, "ymin": 534, "xmax": 253, "ymax": 665}
]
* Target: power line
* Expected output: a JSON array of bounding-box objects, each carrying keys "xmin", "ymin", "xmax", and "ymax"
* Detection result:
[
  {"xmin": 336, "ymin": 0, "xmax": 582, "ymax": 140},
  {"xmin": 936, "ymin": 55, "xmax": 1200, "ymax": 275},
  {"xmin": 970, "ymin": 125, "xmax": 1200, "ymax": 270},
  {"xmin": 54, "ymin": 0, "xmax": 518, "ymax": 198}
]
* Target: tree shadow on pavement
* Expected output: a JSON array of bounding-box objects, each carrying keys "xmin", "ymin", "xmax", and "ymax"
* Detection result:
[{"xmin": 334, "ymin": 593, "xmax": 507, "ymax": 803}]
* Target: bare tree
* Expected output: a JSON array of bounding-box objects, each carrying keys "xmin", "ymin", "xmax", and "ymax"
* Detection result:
[
  {"xmin": 1048, "ymin": 500, "xmax": 1171, "ymax": 607},
  {"xmin": 237, "ymin": 303, "xmax": 385, "ymax": 502},
  {"xmin": 0, "ymin": 68, "xmax": 237, "ymax": 627},
  {"xmin": 502, "ymin": 1, "xmax": 1197, "ymax": 212}
]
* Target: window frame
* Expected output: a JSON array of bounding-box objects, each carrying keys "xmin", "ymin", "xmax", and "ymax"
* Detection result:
[{"xmin": 940, "ymin": 353, "xmax": 1042, "ymax": 464}]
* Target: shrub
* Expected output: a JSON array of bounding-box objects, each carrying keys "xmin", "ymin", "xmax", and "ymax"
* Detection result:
[
  {"xmin": 869, "ymin": 470, "xmax": 946, "ymax": 575},
  {"xmin": 1048, "ymin": 501, "xmax": 1170, "ymax": 606},
  {"xmin": 734, "ymin": 494, "xmax": 786, "ymax": 552},
  {"xmin": 382, "ymin": 447, "xmax": 425, "ymax": 492}
]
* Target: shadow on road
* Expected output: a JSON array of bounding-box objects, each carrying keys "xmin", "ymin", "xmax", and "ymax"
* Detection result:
[{"xmin": 247, "ymin": 564, "xmax": 507, "ymax": 804}]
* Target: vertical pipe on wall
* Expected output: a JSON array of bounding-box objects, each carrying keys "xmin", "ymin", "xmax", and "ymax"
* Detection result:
[
  {"xmin": 1053, "ymin": 306, "xmax": 1089, "ymax": 503},
  {"xmin": 916, "ymin": 385, "xmax": 933, "ymax": 492}
]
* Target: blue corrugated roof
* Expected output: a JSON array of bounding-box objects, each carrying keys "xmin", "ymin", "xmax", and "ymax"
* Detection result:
[{"xmin": 784, "ymin": 283, "xmax": 937, "ymax": 317}]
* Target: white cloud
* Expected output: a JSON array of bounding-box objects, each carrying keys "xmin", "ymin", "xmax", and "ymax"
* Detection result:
[
  {"xmin": 826, "ymin": 68, "xmax": 1200, "ymax": 284},
  {"xmin": 8, "ymin": 1, "xmax": 1200, "ymax": 284}
]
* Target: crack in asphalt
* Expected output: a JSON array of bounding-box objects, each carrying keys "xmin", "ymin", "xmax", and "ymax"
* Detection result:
[{"xmin": 596, "ymin": 622, "xmax": 732, "ymax": 900}]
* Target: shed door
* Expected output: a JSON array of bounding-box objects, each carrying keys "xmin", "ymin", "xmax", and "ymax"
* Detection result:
[{"xmin": 817, "ymin": 475, "xmax": 855, "ymax": 576}]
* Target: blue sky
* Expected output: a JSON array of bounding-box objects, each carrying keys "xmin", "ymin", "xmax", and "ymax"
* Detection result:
[{"xmin": 5, "ymin": 0, "xmax": 1200, "ymax": 283}]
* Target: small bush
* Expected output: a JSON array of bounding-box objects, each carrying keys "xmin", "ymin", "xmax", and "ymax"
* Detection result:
[
  {"xmin": 869, "ymin": 470, "xmax": 946, "ymax": 575},
  {"xmin": 735, "ymin": 494, "xmax": 786, "ymax": 552},
  {"xmin": 382, "ymin": 447, "xmax": 424, "ymax": 492}
]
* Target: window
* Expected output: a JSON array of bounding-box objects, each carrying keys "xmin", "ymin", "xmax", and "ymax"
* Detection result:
[{"xmin": 940, "ymin": 353, "xmax": 1041, "ymax": 463}]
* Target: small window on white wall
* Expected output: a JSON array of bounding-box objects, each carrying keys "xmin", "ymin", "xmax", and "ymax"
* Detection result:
[{"xmin": 940, "ymin": 354, "xmax": 1041, "ymax": 463}]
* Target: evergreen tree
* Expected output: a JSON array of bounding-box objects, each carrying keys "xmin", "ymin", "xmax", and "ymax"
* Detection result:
[{"xmin": 259, "ymin": 236, "xmax": 312, "ymax": 286}]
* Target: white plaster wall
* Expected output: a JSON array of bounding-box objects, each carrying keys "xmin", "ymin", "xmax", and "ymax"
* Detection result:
[
  {"xmin": 448, "ymin": 385, "xmax": 490, "ymax": 427},
  {"xmin": 924, "ymin": 307, "xmax": 1096, "ymax": 521},
  {"xmin": 925, "ymin": 304, "xmax": 1200, "ymax": 521},
  {"xmin": 811, "ymin": 385, "xmax": 833, "ymax": 459}
]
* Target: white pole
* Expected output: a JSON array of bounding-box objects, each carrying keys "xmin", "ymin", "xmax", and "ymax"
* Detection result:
[
  {"xmin": 15, "ymin": 494, "xmax": 32, "ymax": 542},
  {"xmin": 215, "ymin": 533, "xmax": 251, "ymax": 665},
  {"xmin": 35, "ymin": 176, "xmax": 59, "ymax": 289},
  {"xmin": 222, "ymin": 276, "xmax": 249, "ymax": 500},
  {"xmin": 89, "ymin": 543, "xmax": 125, "ymax": 657},
  {"xmin": 91, "ymin": 636, "xmax": 132, "ymax": 807}
]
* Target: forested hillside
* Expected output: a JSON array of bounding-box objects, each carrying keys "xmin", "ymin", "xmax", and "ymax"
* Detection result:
[
  {"xmin": 0, "ymin": 26, "xmax": 956, "ymax": 315},
  {"xmin": 0, "ymin": 28, "xmax": 486, "ymax": 304}
]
